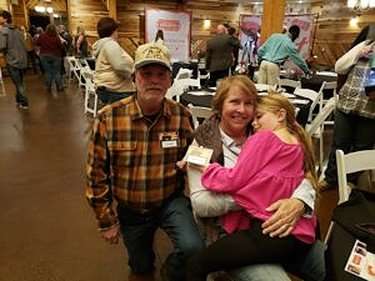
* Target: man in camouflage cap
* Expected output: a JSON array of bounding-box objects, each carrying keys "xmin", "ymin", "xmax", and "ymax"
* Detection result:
[{"xmin": 86, "ymin": 41, "xmax": 204, "ymax": 281}]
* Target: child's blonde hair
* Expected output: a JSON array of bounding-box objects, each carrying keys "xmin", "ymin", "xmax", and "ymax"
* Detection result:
[{"xmin": 257, "ymin": 93, "xmax": 318, "ymax": 190}]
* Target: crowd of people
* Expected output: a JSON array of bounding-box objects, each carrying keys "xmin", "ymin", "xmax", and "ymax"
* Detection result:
[
  {"xmin": 0, "ymin": 8, "xmax": 374, "ymax": 281},
  {"xmin": 0, "ymin": 9, "xmax": 92, "ymax": 107}
]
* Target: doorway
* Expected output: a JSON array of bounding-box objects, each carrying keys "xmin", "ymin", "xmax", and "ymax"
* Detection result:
[{"xmin": 29, "ymin": 15, "xmax": 50, "ymax": 30}]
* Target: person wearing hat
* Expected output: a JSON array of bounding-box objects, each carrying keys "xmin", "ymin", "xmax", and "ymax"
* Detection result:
[
  {"xmin": 0, "ymin": 9, "xmax": 29, "ymax": 109},
  {"xmin": 93, "ymin": 17, "xmax": 135, "ymax": 105},
  {"xmin": 86, "ymin": 41, "xmax": 204, "ymax": 281},
  {"xmin": 257, "ymin": 25, "xmax": 310, "ymax": 86}
]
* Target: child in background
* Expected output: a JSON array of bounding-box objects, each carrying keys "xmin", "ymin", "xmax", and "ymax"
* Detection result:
[{"xmin": 187, "ymin": 94, "xmax": 318, "ymax": 281}]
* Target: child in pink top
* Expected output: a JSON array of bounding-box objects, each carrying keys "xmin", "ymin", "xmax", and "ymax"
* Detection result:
[{"xmin": 186, "ymin": 94, "xmax": 319, "ymax": 281}]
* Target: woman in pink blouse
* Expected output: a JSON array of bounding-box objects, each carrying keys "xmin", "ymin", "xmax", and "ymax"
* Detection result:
[{"xmin": 187, "ymin": 94, "xmax": 319, "ymax": 281}]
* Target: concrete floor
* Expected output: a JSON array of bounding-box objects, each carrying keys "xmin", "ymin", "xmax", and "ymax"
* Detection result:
[{"xmin": 0, "ymin": 73, "xmax": 337, "ymax": 281}]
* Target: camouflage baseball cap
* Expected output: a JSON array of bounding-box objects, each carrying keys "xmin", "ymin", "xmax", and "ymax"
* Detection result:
[{"xmin": 134, "ymin": 41, "xmax": 172, "ymax": 71}]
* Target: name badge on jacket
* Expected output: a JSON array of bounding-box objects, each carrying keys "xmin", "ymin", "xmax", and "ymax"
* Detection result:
[{"xmin": 159, "ymin": 132, "xmax": 179, "ymax": 148}]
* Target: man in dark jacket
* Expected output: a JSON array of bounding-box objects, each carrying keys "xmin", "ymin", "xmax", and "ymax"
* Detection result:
[
  {"xmin": 0, "ymin": 10, "xmax": 29, "ymax": 108},
  {"xmin": 206, "ymin": 24, "xmax": 240, "ymax": 86}
]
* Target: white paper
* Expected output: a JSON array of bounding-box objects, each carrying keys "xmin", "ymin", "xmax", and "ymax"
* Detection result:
[
  {"xmin": 185, "ymin": 145, "xmax": 213, "ymax": 166},
  {"xmin": 345, "ymin": 240, "xmax": 375, "ymax": 280}
]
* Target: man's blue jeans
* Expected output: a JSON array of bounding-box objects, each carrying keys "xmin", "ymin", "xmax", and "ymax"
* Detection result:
[
  {"xmin": 7, "ymin": 65, "xmax": 28, "ymax": 106},
  {"xmin": 117, "ymin": 195, "xmax": 204, "ymax": 281}
]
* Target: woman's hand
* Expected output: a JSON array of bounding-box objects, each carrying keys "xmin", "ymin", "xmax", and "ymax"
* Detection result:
[
  {"xmin": 261, "ymin": 198, "xmax": 305, "ymax": 238},
  {"xmin": 188, "ymin": 163, "xmax": 208, "ymax": 173},
  {"xmin": 176, "ymin": 160, "xmax": 187, "ymax": 171},
  {"xmin": 360, "ymin": 45, "xmax": 373, "ymax": 58}
]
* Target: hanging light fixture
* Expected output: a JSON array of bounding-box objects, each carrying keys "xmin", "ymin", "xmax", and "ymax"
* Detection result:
[
  {"xmin": 347, "ymin": 0, "xmax": 375, "ymax": 13},
  {"xmin": 34, "ymin": 0, "xmax": 54, "ymax": 14}
]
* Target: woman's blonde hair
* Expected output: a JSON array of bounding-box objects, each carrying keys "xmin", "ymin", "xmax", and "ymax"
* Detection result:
[
  {"xmin": 212, "ymin": 75, "xmax": 257, "ymax": 115},
  {"xmin": 257, "ymin": 93, "xmax": 319, "ymax": 190}
]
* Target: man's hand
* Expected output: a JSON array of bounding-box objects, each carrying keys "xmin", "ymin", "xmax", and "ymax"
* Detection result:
[
  {"xmin": 261, "ymin": 198, "xmax": 305, "ymax": 238},
  {"xmin": 100, "ymin": 224, "xmax": 121, "ymax": 244}
]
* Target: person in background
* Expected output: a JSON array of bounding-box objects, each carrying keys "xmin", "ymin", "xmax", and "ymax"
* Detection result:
[
  {"xmin": 228, "ymin": 26, "xmax": 241, "ymax": 75},
  {"xmin": 0, "ymin": 9, "xmax": 29, "ymax": 109},
  {"xmin": 321, "ymin": 24, "xmax": 375, "ymax": 190},
  {"xmin": 58, "ymin": 25, "xmax": 73, "ymax": 56},
  {"xmin": 92, "ymin": 17, "xmax": 135, "ymax": 105},
  {"xmin": 154, "ymin": 29, "xmax": 164, "ymax": 43},
  {"xmin": 74, "ymin": 27, "xmax": 89, "ymax": 58},
  {"xmin": 33, "ymin": 27, "xmax": 44, "ymax": 73},
  {"xmin": 257, "ymin": 25, "xmax": 309, "ymax": 85},
  {"xmin": 37, "ymin": 24, "xmax": 64, "ymax": 93},
  {"xmin": 86, "ymin": 41, "xmax": 204, "ymax": 281},
  {"xmin": 186, "ymin": 93, "xmax": 319, "ymax": 281},
  {"xmin": 206, "ymin": 24, "xmax": 240, "ymax": 86},
  {"xmin": 181, "ymin": 75, "xmax": 324, "ymax": 281},
  {"xmin": 20, "ymin": 25, "xmax": 38, "ymax": 74}
]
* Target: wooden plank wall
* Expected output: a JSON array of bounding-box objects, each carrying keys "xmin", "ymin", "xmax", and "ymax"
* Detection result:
[
  {"xmin": 7, "ymin": 0, "xmax": 375, "ymax": 68},
  {"xmin": 11, "ymin": 0, "xmax": 27, "ymax": 27},
  {"xmin": 116, "ymin": 0, "xmax": 258, "ymax": 57},
  {"xmin": 311, "ymin": 1, "xmax": 375, "ymax": 67},
  {"xmin": 68, "ymin": 0, "xmax": 108, "ymax": 38},
  {"xmin": 0, "ymin": 0, "xmax": 9, "ymax": 11}
]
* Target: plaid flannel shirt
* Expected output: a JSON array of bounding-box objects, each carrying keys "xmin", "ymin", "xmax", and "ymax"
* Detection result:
[
  {"xmin": 338, "ymin": 60, "xmax": 375, "ymax": 119},
  {"xmin": 86, "ymin": 95, "xmax": 193, "ymax": 229},
  {"xmin": 335, "ymin": 41, "xmax": 375, "ymax": 119}
]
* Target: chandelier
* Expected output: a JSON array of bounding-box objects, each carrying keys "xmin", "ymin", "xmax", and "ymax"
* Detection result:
[
  {"xmin": 34, "ymin": 6, "xmax": 54, "ymax": 13},
  {"xmin": 347, "ymin": 0, "xmax": 375, "ymax": 13},
  {"xmin": 34, "ymin": 0, "xmax": 54, "ymax": 14}
]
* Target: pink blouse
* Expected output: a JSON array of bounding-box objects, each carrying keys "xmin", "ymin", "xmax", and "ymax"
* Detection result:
[{"xmin": 201, "ymin": 130, "xmax": 316, "ymax": 244}]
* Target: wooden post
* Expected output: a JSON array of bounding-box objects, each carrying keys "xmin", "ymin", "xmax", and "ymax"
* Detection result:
[
  {"xmin": 108, "ymin": 0, "xmax": 117, "ymax": 20},
  {"xmin": 260, "ymin": 0, "xmax": 286, "ymax": 44},
  {"xmin": 67, "ymin": 0, "xmax": 72, "ymax": 33}
]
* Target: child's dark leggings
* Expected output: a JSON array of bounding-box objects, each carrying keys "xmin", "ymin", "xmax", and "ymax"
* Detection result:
[{"xmin": 186, "ymin": 219, "xmax": 311, "ymax": 281}]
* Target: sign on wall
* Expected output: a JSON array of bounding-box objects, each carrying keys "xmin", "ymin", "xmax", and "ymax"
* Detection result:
[
  {"xmin": 145, "ymin": 9, "xmax": 191, "ymax": 62},
  {"xmin": 284, "ymin": 15, "xmax": 315, "ymax": 59},
  {"xmin": 239, "ymin": 14, "xmax": 314, "ymax": 59}
]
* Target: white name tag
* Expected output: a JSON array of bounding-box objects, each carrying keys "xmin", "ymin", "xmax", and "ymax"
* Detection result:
[{"xmin": 161, "ymin": 140, "xmax": 178, "ymax": 148}]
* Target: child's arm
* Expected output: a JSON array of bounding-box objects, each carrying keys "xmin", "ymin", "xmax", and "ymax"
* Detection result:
[{"xmin": 201, "ymin": 132, "xmax": 275, "ymax": 193}]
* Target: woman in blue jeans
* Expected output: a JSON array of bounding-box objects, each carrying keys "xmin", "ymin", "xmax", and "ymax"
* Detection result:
[{"xmin": 37, "ymin": 24, "xmax": 64, "ymax": 92}]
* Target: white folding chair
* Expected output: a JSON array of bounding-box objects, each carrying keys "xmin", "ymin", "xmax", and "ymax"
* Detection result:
[
  {"xmin": 320, "ymin": 80, "xmax": 337, "ymax": 125},
  {"xmin": 188, "ymin": 104, "xmax": 212, "ymax": 129},
  {"xmin": 66, "ymin": 56, "xmax": 81, "ymax": 86},
  {"xmin": 166, "ymin": 68, "xmax": 197, "ymax": 102},
  {"xmin": 306, "ymin": 97, "xmax": 336, "ymax": 176},
  {"xmin": 84, "ymin": 77, "xmax": 98, "ymax": 117},
  {"xmin": 336, "ymin": 149, "xmax": 375, "ymax": 205},
  {"xmin": 324, "ymin": 149, "xmax": 375, "ymax": 244},
  {"xmin": 294, "ymin": 83, "xmax": 324, "ymax": 123},
  {"xmin": 80, "ymin": 66, "xmax": 94, "ymax": 90}
]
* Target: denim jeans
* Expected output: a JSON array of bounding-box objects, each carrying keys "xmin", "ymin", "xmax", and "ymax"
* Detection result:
[
  {"xmin": 325, "ymin": 109, "xmax": 375, "ymax": 185},
  {"xmin": 96, "ymin": 87, "xmax": 134, "ymax": 105},
  {"xmin": 117, "ymin": 195, "xmax": 204, "ymax": 281},
  {"xmin": 7, "ymin": 65, "xmax": 28, "ymax": 106},
  {"xmin": 40, "ymin": 55, "xmax": 63, "ymax": 90}
]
